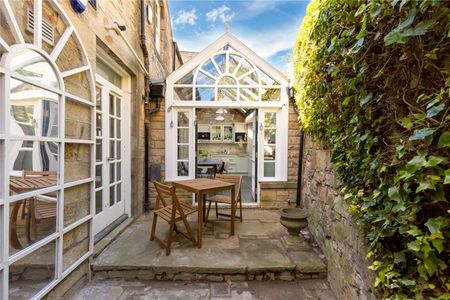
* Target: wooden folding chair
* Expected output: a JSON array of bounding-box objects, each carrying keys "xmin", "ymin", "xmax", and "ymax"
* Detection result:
[
  {"xmin": 205, "ymin": 174, "xmax": 243, "ymax": 225},
  {"xmin": 151, "ymin": 181, "xmax": 198, "ymax": 255},
  {"xmin": 20, "ymin": 170, "xmax": 57, "ymax": 220}
]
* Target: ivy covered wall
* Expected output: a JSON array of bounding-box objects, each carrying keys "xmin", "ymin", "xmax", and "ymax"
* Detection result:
[{"xmin": 294, "ymin": 0, "xmax": 449, "ymax": 299}]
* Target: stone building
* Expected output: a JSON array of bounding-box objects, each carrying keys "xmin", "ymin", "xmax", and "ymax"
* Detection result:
[
  {"xmin": 0, "ymin": 0, "xmax": 181, "ymax": 298},
  {"xmin": 0, "ymin": 0, "xmax": 302, "ymax": 298}
]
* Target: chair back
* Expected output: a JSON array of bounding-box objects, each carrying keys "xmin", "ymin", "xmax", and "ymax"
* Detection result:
[
  {"xmin": 22, "ymin": 170, "xmax": 56, "ymax": 179},
  {"xmin": 153, "ymin": 181, "xmax": 185, "ymax": 214},
  {"xmin": 214, "ymin": 174, "xmax": 243, "ymax": 201},
  {"xmin": 217, "ymin": 161, "xmax": 226, "ymax": 174}
]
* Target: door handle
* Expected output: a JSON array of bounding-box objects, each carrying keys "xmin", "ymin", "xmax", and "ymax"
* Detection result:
[{"xmin": 107, "ymin": 157, "xmax": 114, "ymax": 161}]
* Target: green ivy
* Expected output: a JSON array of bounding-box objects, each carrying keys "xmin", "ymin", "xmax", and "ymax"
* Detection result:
[{"xmin": 293, "ymin": 0, "xmax": 450, "ymax": 299}]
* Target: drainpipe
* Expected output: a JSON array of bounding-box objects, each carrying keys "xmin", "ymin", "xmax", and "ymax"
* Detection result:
[
  {"xmin": 140, "ymin": 0, "xmax": 161, "ymax": 212},
  {"xmin": 289, "ymin": 88, "xmax": 304, "ymax": 208},
  {"xmin": 296, "ymin": 131, "xmax": 304, "ymax": 208}
]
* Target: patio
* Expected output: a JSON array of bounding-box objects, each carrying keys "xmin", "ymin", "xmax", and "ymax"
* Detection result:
[{"xmin": 91, "ymin": 209, "xmax": 328, "ymax": 282}]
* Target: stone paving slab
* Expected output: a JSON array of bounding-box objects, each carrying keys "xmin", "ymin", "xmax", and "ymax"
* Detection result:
[
  {"xmin": 150, "ymin": 247, "xmax": 246, "ymax": 274},
  {"xmin": 70, "ymin": 278, "xmax": 336, "ymax": 300},
  {"xmin": 240, "ymin": 239, "xmax": 295, "ymax": 273},
  {"xmin": 288, "ymin": 251, "xmax": 327, "ymax": 274}
]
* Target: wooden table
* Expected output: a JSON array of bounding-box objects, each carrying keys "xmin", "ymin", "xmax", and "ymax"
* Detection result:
[
  {"xmin": 172, "ymin": 178, "xmax": 235, "ymax": 248},
  {"xmin": 9, "ymin": 176, "xmax": 57, "ymax": 249}
]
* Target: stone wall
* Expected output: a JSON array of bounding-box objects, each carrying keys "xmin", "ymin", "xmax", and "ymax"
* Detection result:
[{"xmin": 301, "ymin": 135, "xmax": 376, "ymax": 299}]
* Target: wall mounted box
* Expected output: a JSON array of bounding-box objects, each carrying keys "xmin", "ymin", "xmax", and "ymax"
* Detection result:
[{"xmin": 149, "ymin": 80, "xmax": 165, "ymax": 98}]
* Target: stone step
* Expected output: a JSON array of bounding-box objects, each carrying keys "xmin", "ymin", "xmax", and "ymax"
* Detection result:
[
  {"xmin": 92, "ymin": 212, "xmax": 327, "ymax": 283},
  {"xmin": 92, "ymin": 242, "xmax": 327, "ymax": 282}
]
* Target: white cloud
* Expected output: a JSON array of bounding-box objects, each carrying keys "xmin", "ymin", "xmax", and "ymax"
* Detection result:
[
  {"xmin": 174, "ymin": 9, "xmax": 198, "ymax": 26},
  {"xmin": 176, "ymin": 20, "xmax": 301, "ymax": 73},
  {"xmin": 206, "ymin": 5, "xmax": 235, "ymax": 23},
  {"xmin": 236, "ymin": 0, "xmax": 289, "ymax": 20}
]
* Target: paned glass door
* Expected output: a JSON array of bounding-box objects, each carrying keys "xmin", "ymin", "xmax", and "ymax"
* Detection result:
[{"xmin": 94, "ymin": 75, "xmax": 125, "ymax": 235}]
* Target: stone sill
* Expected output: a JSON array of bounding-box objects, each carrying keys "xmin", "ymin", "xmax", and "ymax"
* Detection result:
[{"xmin": 260, "ymin": 182, "xmax": 297, "ymax": 189}]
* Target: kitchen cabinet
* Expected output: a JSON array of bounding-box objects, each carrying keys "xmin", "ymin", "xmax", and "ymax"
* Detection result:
[
  {"xmin": 198, "ymin": 124, "xmax": 210, "ymax": 132},
  {"xmin": 223, "ymin": 125, "xmax": 233, "ymax": 142},
  {"xmin": 210, "ymin": 125, "xmax": 233, "ymax": 142},
  {"xmin": 210, "ymin": 154, "xmax": 249, "ymax": 174},
  {"xmin": 203, "ymin": 123, "xmax": 246, "ymax": 143},
  {"xmin": 234, "ymin": 123, "xmax": 246, "ymax": 133},
  {"xmin": 211, "ymin": 125, "xmax": 222, "ymax": 141}
]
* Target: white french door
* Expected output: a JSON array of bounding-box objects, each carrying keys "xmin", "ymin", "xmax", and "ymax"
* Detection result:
[
  {"xmin": 251, "ymin": 110, "xmax": 258, "ymax": 200},
  {"xmin": 94, "ymin": 75, "xmax": 126, "ymax": 235}
]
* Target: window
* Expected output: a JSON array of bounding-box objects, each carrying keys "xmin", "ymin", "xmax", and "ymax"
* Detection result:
[
  {"xmin": 263, "ymin": 112, "xmax": 277, "ymax": 177},
  {"xmin": 166, "ymin": 38, "xmax": 289, "ymax": 186},
  {"xmin": 176, "ymin": 112, "xmax": 190, "ymax": 176},
  {"xmin": 173, "ymin": 45, "xmax": 282, "ymax": 102},
  {"xmin": 155, "ymin": 1, "xmax": 161, "ymax": 53},
  {"xmin": 0, "ymin": 1, "xmax": 95, "ymax": 297}
]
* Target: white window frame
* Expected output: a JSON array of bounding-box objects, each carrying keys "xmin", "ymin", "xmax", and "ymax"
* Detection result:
[
  {"xmin": 166, "ymin": 108, "xmax": 195, "ymax": 181},
  {"xmin": 259, "ymin": 108, "xmax": 288, "ymax": 182},
  {"xmin": 0, "ymin": 1, "xmax": 96, "ymax": 298},
  {"xmin": 165, "ymin": 35, "xmax": 290, "ymax": 189}
]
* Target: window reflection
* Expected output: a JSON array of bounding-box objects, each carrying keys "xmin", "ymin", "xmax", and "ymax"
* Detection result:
[
  {"xmin": 9, "ymin": 240, "xmax": 56, "ymax": 299},
  {"xmin": 174, "ymin": 87, "xmax": 193, "ymax": 101},
  {"xmin": 218, "ymin": 88, "xmax": 237, "ymax": 101},
  {"xmin": 261, "ymin": 88, "xmax": 281, "ymax": 101},
  {"xmin": 9, "ymin": 193, "xmax": 57, "ymax": 255},
  {"xmin": 10, "ymin": 79, "xmax": 59, "ymax": 138},
  {"xmin": 10, "ymin": 49, "xmax": 58, "ymax": 88},
  {"xmin": 9, "ymin": 141, "xmax": 58, "ymax": 195},
  {"xmin": 177, "ymin": 162, "xmax": 189, "ymax": 176},
  {"xmin": 195, "ymin": 88, "xmax": 214, "ymax": 101}
]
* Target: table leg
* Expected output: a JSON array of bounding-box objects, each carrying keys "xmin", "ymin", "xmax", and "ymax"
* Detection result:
[
  {"xmin": 198, "ymin": 192, "xmax": 203, "ymax": 248},
  {"xmin": 231, "ymin": 186, "xmax": 235, "ymax": 236},
  {"xmin": 10, "ymin": 200, "xmax": 23, "ymax": 249},
  {"xmin": 202, "ymin": 194, "xmax": 207, "ymax": 223}
]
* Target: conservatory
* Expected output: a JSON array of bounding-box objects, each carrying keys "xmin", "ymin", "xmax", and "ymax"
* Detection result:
[{"xmin": 165, "ymin": 33, "xmax": 290, "ymax": 204}]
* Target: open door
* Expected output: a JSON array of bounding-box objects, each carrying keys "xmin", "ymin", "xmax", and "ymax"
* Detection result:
[{"xmin": 251, "ymin": 110, "xmax": 258, "ymax": 202}]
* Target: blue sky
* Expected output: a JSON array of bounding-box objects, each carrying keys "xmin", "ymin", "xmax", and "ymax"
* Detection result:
[{"xmin": 167, "ymin": 0, "xmax": 310, "ymax": 75}]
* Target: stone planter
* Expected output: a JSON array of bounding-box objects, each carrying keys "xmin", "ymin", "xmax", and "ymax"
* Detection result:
[{"xmin": 279, "ymin": 208, "xmax": 310, "ymax": 236}]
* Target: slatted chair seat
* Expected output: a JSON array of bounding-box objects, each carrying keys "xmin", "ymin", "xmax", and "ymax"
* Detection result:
[
  {"xmin": 34, "ymin": 201, "xmax": 57, "ymax": 220},
  {"xmin": 208, "ymin": 194, "xmax": 232, "ymax": 204},
  {"xmin": 19, "ymin": 171, "xmax": 57, "ymax": 243},
  {"xmin": 155, "ymin": 202, "xmax": 197, "ymax": 222},
  {"xmin": 151, "ymin": 181, "xmax": 198, "ymax": 255}
]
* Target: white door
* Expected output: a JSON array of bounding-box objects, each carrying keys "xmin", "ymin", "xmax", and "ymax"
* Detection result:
[
  {"xmin": 251, "ymin": 110, "xmax": 258, "ymax": 200},
  {"xmin": 94, "ymin": 75, "xmax": 126, "ymax": 234}
]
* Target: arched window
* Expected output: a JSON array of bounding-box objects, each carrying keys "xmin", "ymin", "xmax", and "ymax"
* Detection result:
[
  {"xmin": 173, "ymin": 45, "xmax": 282, "ymax": 102},
  {"xmin": 0, "ymin": 1, "xmax": 95, "ymax": 298}
]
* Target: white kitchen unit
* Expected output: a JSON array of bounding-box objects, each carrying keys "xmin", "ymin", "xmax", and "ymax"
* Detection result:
[{"xmin": 211, "ymin": 154, "xmax": 249, "ymax": 174}]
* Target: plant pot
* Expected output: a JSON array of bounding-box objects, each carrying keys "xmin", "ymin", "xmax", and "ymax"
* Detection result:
[{"xmin": 279, "ymin": 207, "xmax": 310, "ymax": 236}]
